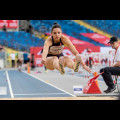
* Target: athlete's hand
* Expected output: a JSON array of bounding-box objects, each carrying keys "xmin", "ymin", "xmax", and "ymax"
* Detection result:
[
  {"xmin": 82, "ymin": 65, "xmax": 91, "ymax": 73},
  {"xmin": 41, "ymin": 59, "xmax": 46, "ymax": 64}
]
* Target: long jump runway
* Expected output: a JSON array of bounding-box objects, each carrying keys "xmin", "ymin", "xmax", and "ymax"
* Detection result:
[
  {"xmin": 0, "ymin": 70, "xmax": 73, "ymax": 99},
  {"xmin": 0, "ymin": 67, "xmax": 119, "ymax": 100}
]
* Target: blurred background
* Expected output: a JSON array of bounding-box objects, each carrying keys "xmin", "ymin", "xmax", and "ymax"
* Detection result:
[{"xmin": 0, "ymin": 20, "xmax": 119, "ymax": 70}]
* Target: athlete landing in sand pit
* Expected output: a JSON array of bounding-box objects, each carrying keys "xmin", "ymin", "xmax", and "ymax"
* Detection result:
[{"xmin": 41, "ymin": 22, "xmax": 91, "ymax": 75}]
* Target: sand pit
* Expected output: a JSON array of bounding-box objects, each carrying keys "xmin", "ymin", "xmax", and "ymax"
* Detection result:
[{"xmin": 0, "ymin": 96, "xmax": 118, "ymax": 100}]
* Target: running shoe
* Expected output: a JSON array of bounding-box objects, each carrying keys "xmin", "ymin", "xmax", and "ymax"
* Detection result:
[
  {"xmin": 74, "ymin": 55, "xmax": 81, "ymax": 72},
  {"xmin": 59, "ymin": 57, "xmax": 65, "ymax": 75}
]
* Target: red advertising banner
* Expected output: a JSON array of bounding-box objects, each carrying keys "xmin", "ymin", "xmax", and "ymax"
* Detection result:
[
  {"xmin": 0, "ymin": 20, "xmax": 18, "ymax": 29},
  {"xmin": 76, "ymin": 46, "xmax": 100, "ymax": 54},
  {"xmin": 80, "ymin": 33, "xmax": 110, "ymax": 46},
  {"xmin": 30, "ymin": 47, "xmax": 43, "ymax": 66},
  {"xmin": 30, "ymin": 47, "xmax": 43, "ymax": 58},
  {"xmin": 63, "ymin": 33, "xmax": 94, "ymax": 46},
  {"xmin": 63, "ymin": 46, "xmax": 100, "ymax": 55}
]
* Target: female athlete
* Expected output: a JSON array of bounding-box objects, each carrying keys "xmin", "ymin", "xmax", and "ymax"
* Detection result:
[{"xmin": 41, "ymin": 22, "xmax": 91, "ymax": 75}]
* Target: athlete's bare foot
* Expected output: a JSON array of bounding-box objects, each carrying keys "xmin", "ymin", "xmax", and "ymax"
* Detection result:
[{"xmin": 59, "ymin": 57, "xmax": 65, "ymax": 75}]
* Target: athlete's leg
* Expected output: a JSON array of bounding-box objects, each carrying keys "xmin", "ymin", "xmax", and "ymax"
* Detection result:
[
  {"xmin": 58, "ymin": 55, "xmax": 81, "ymax": 74},
  {"xmin": 59, "ymin": 55, "xmax": 80, "ymax": 74},
  {"xmin": 63, "ymin": 56, "xmax": 74, "ymax": 69},
  {"xmin": 58, "ymin": 54, "xmax": 81, "ymax": 72},
  {"xmin": 45, "ymin": 56, "xmax": 59, "ymax": 70}
]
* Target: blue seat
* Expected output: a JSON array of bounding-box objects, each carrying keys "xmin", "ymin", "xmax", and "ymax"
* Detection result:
[
  {"xmin": 0, "ymin": 31, "xmax": 45, "ymax": 50},
  {"xmin": 84, "ymin": 20, "xmax": 120, "ymax": 38}
]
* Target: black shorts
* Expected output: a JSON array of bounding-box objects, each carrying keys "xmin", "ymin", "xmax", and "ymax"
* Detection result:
[
  {"xmin": 24, "ymin": 60, "xmax": 28, "ymax": 64},
  {"xmin": 47, "ymin": 53, "xmax": 64, "ymax": 59},
  {"xmin": 27, "ymin": 58, "xmax": 30, "ymax": 62}
]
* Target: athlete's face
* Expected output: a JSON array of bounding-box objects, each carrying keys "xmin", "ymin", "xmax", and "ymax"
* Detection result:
[
  {"xmin": 51, "ymin": 28, "xmax": 62, "ymax": 40},
  {"xmin": 110, "ymin": 41, "xmax": 119, "ymax": 49}
]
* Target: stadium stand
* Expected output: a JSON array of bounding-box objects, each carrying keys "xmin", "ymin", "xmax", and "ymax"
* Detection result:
[
  {"xmin": 0, "ymin": 31, "xmax": 45, "ymax": 51},
  {"xmin": 83, "ymin": 20, "xmax": 120, "ymax": 38},
  {"xmin": 1, "ymin": 20, "xmax": 120, "ymax": 52},
  {"xmin": 30, "ymin": 20, "xmax": 107, "ymax": 46}
]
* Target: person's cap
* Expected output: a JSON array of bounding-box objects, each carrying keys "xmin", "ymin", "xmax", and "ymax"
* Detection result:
[{"xmin": 108, "ymin": 37, "xmax": 118, "ymax": 44}]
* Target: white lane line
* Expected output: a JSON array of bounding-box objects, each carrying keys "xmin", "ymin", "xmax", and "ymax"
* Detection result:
[
  {"xmin": 5, "ymin": 71, "xmax": 14, "ymax": 98},
  {"xmin": 22, "ymin": 71, "xmax": 75, "ymax": 97}
]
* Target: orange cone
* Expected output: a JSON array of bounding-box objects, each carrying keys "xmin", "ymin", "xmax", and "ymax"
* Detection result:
[
  {"xmin": 27, "ymin": 65, "xmax": 30, "ymax": 73},
  {"xmin": 94, "ymin": 72, "xmax": 99, "ymax": 87}
]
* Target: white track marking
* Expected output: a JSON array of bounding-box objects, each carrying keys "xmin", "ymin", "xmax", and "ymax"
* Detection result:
[
  {"xmin": 22, "ymin": 71, "xmax": 75, "ymax": 97},
  {"xmin": 6, "ymin": 71, "xmax": 14, "ymax": 98}
]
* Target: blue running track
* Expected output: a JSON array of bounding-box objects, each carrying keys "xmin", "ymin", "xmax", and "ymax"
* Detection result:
[{"xmin": 0, "ymin": 70, "xmax": 73, "ymax": 98}]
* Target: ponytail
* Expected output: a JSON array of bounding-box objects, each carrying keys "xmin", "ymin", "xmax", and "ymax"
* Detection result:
[{"xmin": 51, "ymin": 22, "xmax": 62, "ymax": 32}]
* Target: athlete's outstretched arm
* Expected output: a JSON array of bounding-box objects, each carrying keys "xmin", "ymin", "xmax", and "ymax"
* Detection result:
[
  {"xmin": 62, "ymin": 36, "xmax": 79, "ymax": 56},
  {"xmin": 41, "ymin": 37, "xmax": 52, "ymax": 64},
  {"xmin": 62, "ymin": 35, "xmax": 91, "ymax": 73},
  {"xmin": 62, "ymin": 35, "xmax": 84, "ymax": 64}
]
